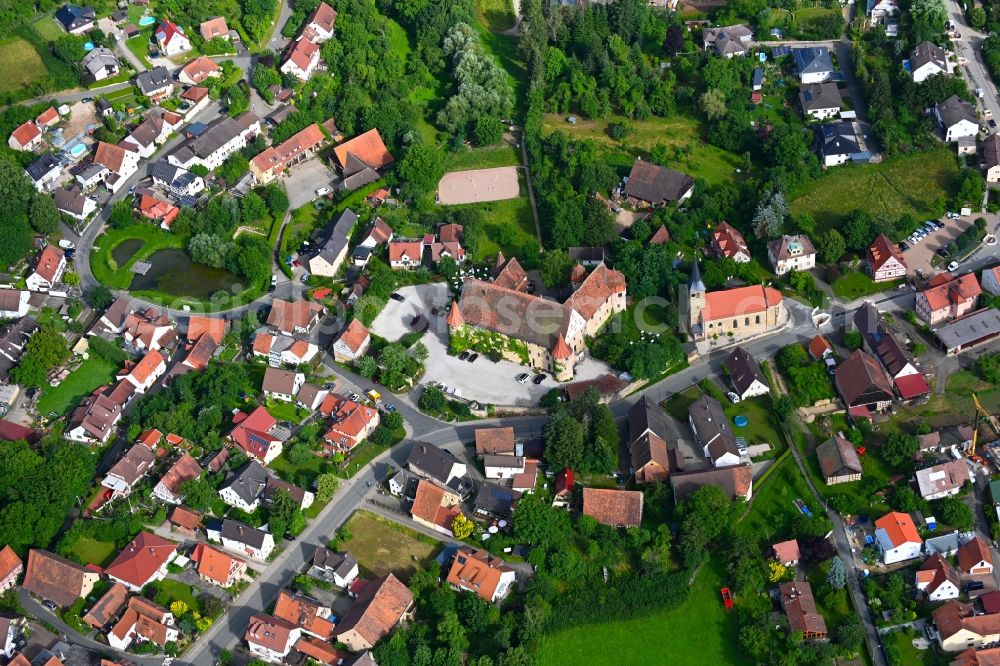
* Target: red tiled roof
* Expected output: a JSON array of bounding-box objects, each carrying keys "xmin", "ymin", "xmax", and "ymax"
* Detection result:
[
  {"xmin": 334, "ymin": 129, "xmax": 394, "ymax": 170},
  {"xmin": 34, "ymin": 245, "xmax": 64, "ymax": 283},
  {"xmin": 772, "ymin": 539, "xmax": 800, "ymax": 563},
  {"xmin": 958, "ymin": 535, "xmax": 994, "ymax": 573},
  {"xmin": 193, "ymin": 543, "xmax": 245, "ymax": 586},
  {"xmin": 246, "ymin": 613, "xmax": 297, "ymax": 653},
  {"xmin": 0, "ymin": 545, "xmax": 22, "ymax": 582},
  {"xmin": 875, "ymin": 511, "xmax": 922, "ymax": 548},
  {"xmin": 649, "ymin": 224, "xmax": 670, "ymax": 244},
  {"xmin": 128, "ymin": 349, "xmax": 165, "ymax": 384},
  {"xmin": 94, "ymin": 141, "xmax": 127, "ymax": 173},
  {"xmin": 138, "ymin": 194, "xmax": 179, "ymax": 226},
  {"xmin": 920, "ymin": 272, "xmax": 982, "ymax": 311},
  {"xmin": 808, "ymin": 334, "xmax": 832, "ymax": 359},
  {"xmin": 137, "ymin": 428, "xmax": 162, "ymax": 448},
  {"xmin": 11, "ymin": 121, "xmax": 40, "ymax": 147},
  {"xmin": 229, "ymin": 406, "xmax": 279, "ymax": 459},
  {"xmin": 105, "ymin": 531, "xmax": 176, "ymax": 588},
  {"xmin": 551, "ymin": 334, "xmax": 571, "ymax": 360},
  {"xmin": 181, "ymin": 86, "xmax": 208, "ymax": 102},
  {"xmin": 712, "ymin": 221, "xmax": 749, "ymax": 259},
  {"xmin": 284, "ymin": 36, "xmax": 319, "ymax": 72},
  {"xmin": 335, "ymin": 574, "xmax": 412, "ymax": 647},
  {"xmin": 582, "ymin": 488, "xmax": 643, "ymax": 526},
  {"xmin": 446, "ymin": 547, "xmax": 513, "ymax": 602},
  {"xmin": 308, "ymin": 1, "xmax": 337, "ymax": 33},
  {"xmin": 251, "ymin": 123, "xmax": 324, "ymax": 176},
  {"xmin": 335, "ymin": 319, "xmax": 369, "ymax": 354},
  {"xmin": 181, "ymin": 56, "xmax": 220, "ymax": 84},
  {"xmin": 23, "ymin": 549, "xmax": 93, "ymax": 607},
  {"xmin": 156, "ymin": 453, "xmax": 201, "ymax": 497},
  {"xmin": 563, "ymin": 263, "xmax": 626, "ymax": 320},
  {"xmin": 169, "ymin": 505, "xmax": 202, "ymax": 530},
  {"xmin": 895, "ymin": 373, "xmax": 930, "ymax": 399},
  {"xmin": 273, "ymin": 589, "xmax": 335, "ymax": 639},
  {"xmin": 475, "ymin": 427, "xmax": 515, "ymax": 456},
  {"xmin": 447, "ymin": 301, "xmax": 463, "ymax": 327},
  {"xmin": 36, "ymin": 108, "xmax": 58, "ymax": 126},
  {"xmin": 156, "ymin": 20, "xmax": 187, "ymax": 48},
  {"xmin": 199, "ymin": 16, "xmax": 229, "ymax": 40},
  {"xmin": 868, "ymin": 234, "xmax": 907, "ymax": 272},
  {"xmin": 702, "ymin": 284, "xmax": 783, "ymax": 321}
]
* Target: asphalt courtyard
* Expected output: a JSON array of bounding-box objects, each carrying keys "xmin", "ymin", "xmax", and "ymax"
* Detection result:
[
  {"xmin": 901, "ymin": 215, "xmax": 974, "ymax": 276},
  {"xmin": 281, "ymin": 158, "xmax": 337, "ymax": 209}
]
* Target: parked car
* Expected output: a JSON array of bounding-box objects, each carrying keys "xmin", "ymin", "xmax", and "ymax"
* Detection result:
[
  {"xmin": 948, "ymin": 260, "xmax": 960, "ymax": 271},
  {"xmin": 516, "ymin": 373, "xmax": 530, "ymax": 384},
  {"xmin": 936, "ymin": 248, "xmax": 950, "ymax": 258},
  {"xmin": 965, "ymin": 580, "xmax": 985, "ymax": 593},
  {"xmin": 899, "ymin": 242, "xmax": 909, "ymax": 251},
  {"xmin": 934, "ymin": 220, "xmax": 946, "ymax": 228},
  {"xmin": 458, "ymin": 351, "xmax": 469, "ymax": 361},
  {"xmin": 384, "ymin": 403, "xmax": 397, "ymax": 412},
  {"xmin": 467, "ymin": 353, "xmax": 478, "ymax": 362},
  {"xmin": 58, "ymin": 239, "xmax": 75, "ymax": 250},
  {"xmin": 315, "ymin": 187, "xmax": 330, "ymax": 197},
  {"xmin": 41, "ymin": 600, "xmax": 57, "ymax": 612},
  {"xmin": 532, "ymin": 373, "xmax": 546, "ymax": 384},
  {"xmin": 390, "ymin": 292, "xmax": 405, "ymax": 302},
  {"xmin": 727, "ymin": 391, "xmax": 741, "ymax": 404}
]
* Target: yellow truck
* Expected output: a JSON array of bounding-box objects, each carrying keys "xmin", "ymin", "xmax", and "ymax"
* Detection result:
[{"xmin": 366, "ymin": 389, "xmax": 382, "ymax": 404}]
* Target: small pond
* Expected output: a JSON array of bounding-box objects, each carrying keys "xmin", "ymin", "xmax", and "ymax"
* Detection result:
[
  {"xmin": 129, "ymin": 249, "xmax": 243, "ymax": 299},
  {"xmin": 112, "ymin": 239, "xmax": 144, "ymax": 266}
]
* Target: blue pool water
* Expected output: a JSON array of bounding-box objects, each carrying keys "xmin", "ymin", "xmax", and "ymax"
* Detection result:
[
  {"xmin": 83, "ymin": 41, "xmax": 94, "ymax": 50},
  {"xmin": 733, "ymin": 415, "xmax": 749, "ymax": 428},
  {"xmin": 68, "ymin": 142, "xmax": 87, "ymax": 157},
  {"xmin": 138, "ymin": 15, "xmax": 156, "ymax": 26}
]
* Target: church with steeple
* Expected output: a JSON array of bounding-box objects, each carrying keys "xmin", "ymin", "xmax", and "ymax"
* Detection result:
[{"xmin": 688, "ymin": 260, "xmax": 788, "ymax": 342}]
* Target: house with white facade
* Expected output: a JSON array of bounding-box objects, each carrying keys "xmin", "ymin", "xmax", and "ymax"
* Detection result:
[
  {"xmin": 875, "ymin": 512, "xmax": 923, "ymax": 564},
  {"xmin": 768, "ymin": 234, "xmax": 816, "ymax": 275},
  {"xmin": 936, "ymin": 95, "xmax": 979, "ymax": 143},
  {"xmin": 216, "ymin": 519, "xmax": 275, "ymax": 560}
]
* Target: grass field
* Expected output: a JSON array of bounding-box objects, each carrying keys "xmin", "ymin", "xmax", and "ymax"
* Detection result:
[
  {"xmin": 476, "ymin": 0, "xmax": 517, "ymax": 32},
  {"xmin": 69, "ymin": 536, "xmax": 117, "ymax": 567},
  {"xmin": 790, "ymin": 149, "xmax": 959, "ymax": 232},
  {"xmin": 37, "ymin": 357, "xmax": 118, "ymax": 417},
  {"xmin": 536, "ymin": 557, "xmax": 742, "ymax": 666},
  {"xmin": 125, "ymin": 34, "xmax": 154, "ymax": 70},
  {"xmin": 475, "ymin": 23, "xmax": 528, "ymax": 115},
  {"xmin": 738, "ymin": 455, "xmax": 815, "ymax": 538},
  {"xmin": 444, "ymin": 142, "xmax": 520, "ymax": 172},
  {"xmin": 342, "ymin": 511, "xmax": 440, "ymax": 581},
  {"xmin": 156, "ymin": 578, "xmax": 202, "ymax": 613},
  {"xmin": 452, "ymin": 190, "xmax": 536, "ymax": 262},
  {"xmin": 265, "ymin": 398, "xmax": 309, "ymax": 424},
  {"xmin": 0, "ymin": 37, "xmax": 50, "ymax": 96},
  {"xmin": 831, "ymin": 274, "xmax": 903, "ymax": 300},
  {"xmin": 541, "ymin": 113, "xmax": 743, "ymax": 186},
  {"xmin": 32, "ymin": 16, "xmax": 65, "ymax": 41}
]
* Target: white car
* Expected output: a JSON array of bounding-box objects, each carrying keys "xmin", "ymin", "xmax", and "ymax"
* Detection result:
[
  {"xmin": 948, "ymin": 260, "xmax": 960, "ymax": 271},
  {"xmin": 727, "ymin": 391, "xmax": 741, "ymax": 404},
  {"xmin": 315, "ymin": 187, "xmax": 330, "ymax": 197},
  {"xmin": 516, "ymin": 373, "xmax": 530, "ymax": 384},
  {"xmin": 58, "ymin": 239, "xmax": 75, "ymax": 250}
]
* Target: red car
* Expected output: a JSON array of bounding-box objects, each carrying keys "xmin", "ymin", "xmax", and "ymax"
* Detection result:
[{"xmin": 720, "ymin": 587, "xmax": 733, "ymax": 611}]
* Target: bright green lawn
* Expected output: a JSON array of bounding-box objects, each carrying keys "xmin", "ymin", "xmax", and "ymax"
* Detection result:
[
  {"xmin": 32, "ymin": 16, "xmax": 65, "ymax": 41},
  {"xmin": 474, "ymin": 24, "xmax": 527, "ymax": 115},
  {"xmin": 282, "ymin": 202, "xmax": 321, "ymax": 256},
  {"xmin": 90, "ymin": 224, "xmax": 186, "ymax": 290},
  {"xmin": 476, "ymin": 0, "xmax": 517, "ymax": 32},
  {"xmin": 738, "ymin": 456, "xmax": 815, "ymax": 538},
  {"xmin": 536, "ymin": 557, "xmax": 742, "ymax": 666},
  {"xmin": 831, "ymin": 273, "xmax": 902, "ymax": 300},
  {"xmin": 444, "ymin": 143, "xmax": 520, "ymax": 172},
  {"xmin": 156, "ymin": 579, "xmax": 201, "ymax": 612},
  {"xmin": 449, "ymin": 190, "xmax": 536, "ymax": 262},
  {"xmin": 125, "ymin": 35, "xmax": 154, "ymax": 70},
  {"xmin": 0, "ymin": 37, "xmax": 50, "ymax": 95},
  {"xmin": 725, "ymin": 396, "xmax": 785, "ymax": 454},
  {"xmin": 541, "ymin": 112, "xmax": 743, "ymax": 186},
  {"xmin": 265, "ymin": 399, "xmax": 309, "ymax": 424},
  {"xmin": 69, "ymin": 536, "xmax": 117, "ymax": 567},
  {"xmin": 790, "ymin": 149, "xmax": 959, "ymax": 232},
  {"xmin": 270, "ymin": 450, "xmax": 328, "ymax": 488},
  {"xmin": 37, "ymin": 357, "xmax": 118, "ymax": 417}
]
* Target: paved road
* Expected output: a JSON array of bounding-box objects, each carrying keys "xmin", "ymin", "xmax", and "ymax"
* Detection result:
[{"xmin": 945, "ymin": 0, "xmax": 1000, "ymax": 121}]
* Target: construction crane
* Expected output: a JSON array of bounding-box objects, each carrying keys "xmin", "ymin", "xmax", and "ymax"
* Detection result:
[{"xmin": 971, "ymin": 393, "xmax": 1000, "ymax": 455}]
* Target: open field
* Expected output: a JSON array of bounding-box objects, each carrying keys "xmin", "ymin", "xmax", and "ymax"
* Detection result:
[
  {"xmin": 32, "ymin": 16, "xmax": 65, "ymax": 41},
  {"xmin": 738, "ymin": 455, "xmax": 815, "ymax": 537},
  {"xmin": 536, "ymin": 557, "xmax": 742, "ymax": 666},
  {"xmin": 0, "ymin": 37, "xmax": 50, "ymax": 96},
  {"xmin": 831, "ymin": 274, "xmax": 902, "ymax": 300},
  {"xmin": 476, "ymin": 0, "xmax": 517, "ymax": 32},
  {"xmin": 444, "ymin": 142, "xmax": 520, "ymax": 172},
  {"xmin": 341, "ymin": 511, "xmax": 440, "ymax": 582},
  {"xmin": 451, "ymin": 191, "xmax": 536, "ymax": 262},
  {"xmin": 541, "ymin": 113, "xmax": 743, "ymax": 186},
  {"xmin": 37, "ymin": 357, "xmax": 118, "ymax": 417},
  {"xmin": 68, "ymin": 536, "xmax": 117, "ymax": 567},
  {"xmin": 790, "ymin": 150, "xmax": 959, "ymax": 232},
  {"xmin": 438, "ymin": 166, "xmax": 520, "ymax": 205}
]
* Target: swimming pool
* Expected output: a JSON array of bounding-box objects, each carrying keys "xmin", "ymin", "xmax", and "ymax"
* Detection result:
[
  {"xmin": 68, "ymin": 142, "xmax": 87, "ymax": 157},
  {"xmin": 138, "ymin": 15, "xmax": 156, "ymax": 26},
  {"xmin": 83, "ymin": 41, "xmax": 95, "ymax": 51}
]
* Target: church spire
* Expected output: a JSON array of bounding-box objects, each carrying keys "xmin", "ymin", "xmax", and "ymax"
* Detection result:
[{"xmin": 689, "ymin": 258, "xmax": 706, "ymax": 294}]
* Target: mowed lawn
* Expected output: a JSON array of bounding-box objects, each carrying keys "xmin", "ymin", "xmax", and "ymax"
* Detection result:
[
  {"xmin": 450, "ymin": 190, "xmax": 536, "ymax": 262},
  {"xmin": 831, "ymin": 273, "xmax": 902, "ymax": 300},
  {"xmin": 790, "ymin": 149, "xmax": 959, "ymax": 232},
  {"xmin": 342, "ymin": 511, "xmax": 439, "ymax": 582},
  {"xmin": 37, "ymin": 357, "xmax": 118, "ymax": 417},
  {"xmin": 444, "ymin": 142, "xmax": 520, "ymax": 172},
  {"xmin": 69, "ymin": 536, "xmax": 117, "ymax": 567},
  {"xmin": 0, "ymin": 37, "xmax": 49, "ymax": 95},
  {"xmin": 541, "ymin": 113, "xmax": 743, "ymax": 186},
  {"xmin": 536, "ymin": 558, "xmax": 743, "ymax": 666}
]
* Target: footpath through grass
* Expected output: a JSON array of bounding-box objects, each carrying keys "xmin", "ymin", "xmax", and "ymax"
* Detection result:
[
  {"xmin": 536, "ymin": 557, "xmax": 743, "ymax": 666},
  {"xmin": 37, "ymin": 357, "xmax": 118, "ymax": 417}
]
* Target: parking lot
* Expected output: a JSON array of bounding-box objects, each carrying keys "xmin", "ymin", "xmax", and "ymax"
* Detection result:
[
  {"xmin": 369, "ymin": 284, "xmax": 614, "ymax": 406},
  {"xmin": 280, "ymin": 158, "xmax": 337, "ymax": 209},
  {"xmin": 900, "ymin": 215, "xmax": 973, "ymax": 276}
]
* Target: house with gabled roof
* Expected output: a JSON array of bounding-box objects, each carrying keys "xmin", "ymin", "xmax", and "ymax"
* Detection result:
[
  {"xmin": 411, "ymin": 479, "xmax": 463, "ymax": 535},
  {"xmin": 772, "ymin": 539, "xmax": 800, "ymax": 566},
  {"xmin": 252, "ymin": 332, "xmax": 318, "ymax": 367},
  {"xmin": 102, "ymin": 443, "xmax": 157, "ymax": 501},
  {"xmin": 333, "ymin": 129, "xmax": 395, "ymax": 191},
  {"xmin": 703, "ymin": 24, "xmax": 752, "ymax": 58},
  {"xmin": 582, "ymin": 487, "xmax": 643, "ymax": 527},
  {"xmin": 335, "ymin": 573, "xmax": 413, "ymax": 652},
  {"xmin": 108, "ymin": 596, "xmax": 178, "ymax": 651},
  {"xmin": 911, "ymin": 41, "xmax": 951, "ymax": 83},
  {"xmin": 250, "ymin": 123, "xmax": 325, "ymax": 184},
  {"xmin": 105, "ymin": 531, "xmax": 177, "ymax": 591},
  {"xmin": 936, "ymin": 95, "xmax": 979, "ymax": 143},
  {"xmin": 155, "ymin": 19, "xmax": 191, "ymax": 56},
  {"xmin": 724, "ymin": 346, "xmax": 770, "ymax": 400},
  {"xmin": 54, "ymin": 187, "xmax": 96, "ymax": 221},
  {"xmin": 66, "ymin": 381, "xmax": 133, "ymax": 444},
  {"xmin": 916, "ymin": 553, "xmax": 961, "ymax": 601},
  {"xmin": 24, "ymin": 153, "xmax": 62, "ymax": 192},
  {"xmin": 689, "ymin": 393, "xmax": 741, "ymax": 467},
  {"xmin": 623, "ymin": 158, "xmax": 694, "ymax": 206},
  {"xmin": 934, "ymin": 600, "xmax": 1000, "ymax": 651},
  {"xmin": 321, "ymin": 395, "xmax": 379, "ymax": 452},
  {"xmin": 332, "ymin": 319, "xmax": 371, "ymax": 362},
  {"xmin": 446, "ymin": 547, "xmax": 516, "ymax": 603},
  {"xmin": 83, "ymin": 582, "xmax": 128, "ymax": 630},
  {"xmin": 917, "ymin": 459, "xmax": 972, "ymax": 500},
  {"xmin": 23, "ymin": 549, "xmax": 100, "ymax": 607},
  {"xmin": 798, "ymin": 82, "xmax": 843, "ymax": 120},
  {"xmin": 217, "ymin": 519, "xmax": 275, "ymax": 560},
  {"xmin": 26, "ymin": 245, "xmax": 66, "ymax": 292},
  {"xmin": 246, "ymin": 612, "xmax": 301, "ymax": 663},
  {"xmin": 273, "ymin": 589, "xmax": 335, "ymax": 640},
  {"xmin": 815, "ymin": 121, "xmax": 864, "ymax": 167},
  {"xmin": 199, "ymin": 16, "xmax": 230, "ymax": 41},
  {"xmin": 93, "ymin": 140, "xmax": 139, "ymax": 193},
  {"xmin": 917, "ymin": 272, "xmax": 981, "ymax": 325},
  {"xmin": 0, "ymin": 546, "xmax": 22, "ymax": 594},
  {"xmin": 81, "ymin": 46, "xmax": 119, "ymax": 81},
  {"xmin": 874, "ymin": 511, "xmax": 922, "ymax": 564},
  {"xmin": 179, "ymin": 56, "xmax": 221, "ymax": 86},
  {"xmin": 9, "ymin": 121, "xmax": 41, "ymax": 152},
  {"xmin": 267, "ymin": 298, "xmax": 323, "ymax": 335},
  {"xmin": 55, "ymin": 4, "xmax": 95, "ymax": 33},
  {"xmin": 191, "ymin": 543, "xmax": 246, "ymax": 587},
  {"xmin": 816, "ymin": 434, "xmax": 862, "ymax": 484},
  {"xmin": 219, "ymin": 460, "xmax": 268, "ymax": 512},
  {"xmin": 711, "ymin": 221, "xmax": 751, "ymax": 262},
  {"xmin": 228, "ymin": 406, "xmax": 288, "ymax": 464},
  {"xmin": 309, "ymin": 547, "xmax": 358, "ymax": 587},
  {"xmin": 793, "ymin": 47, "xmax": 834, "ymax": 84},
  {"xmin": 767, "ymin": 234, "xmax": 816, "ymax": 275},
  {"xmin": 152, "ymin": 453, "xmax": 201, "ymax": 504},
  {"xmin": 834, "ymin": 349, "xmax": 895, "ymax": 417},
  {"xmin": 957, "ymin": 534, "xmax": 994, "ymax": 575},
  {"xmin": 262, "ymin": 367, "xmax": 305, "ymax": 403},
  {"xmin": 688, "ymin": 261, "xmax": 787, "ymax": 341},
  {"xmin": 305, "ymin": 1, "xmax": 337, "ymax": 41},
  {"xmin": 779, "ymin": 581, "xmax": 827, "ymax": 638}
]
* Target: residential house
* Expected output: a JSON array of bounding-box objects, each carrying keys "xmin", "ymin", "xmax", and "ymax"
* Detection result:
[
  {"xmin": 273, "ymin": 589, "xmax": 335, "ymax": 640},
  {"xmin": 252, "ymin": 332, "xmax": 319, "ymax": 367},
  {"xmin": 711, "ymin": 221, "xmax": 751, "ymax": 262},
  {"xmin": 167, "ymin": 112, "xmax": 261, "ymax": 171},
  {"xmin": 772, "ymin": 539, "xmax": 800, "ymax": 566},
  {"xmin": 75, "ymin": 162, "xmax": 109, "ymax": 190},
  {"xmin": 54, "ymin": 187, "xmax": 96, "ymax": 221},
  {"xmin": 262, "ymin": 367, "xmax": 305, "ymax": 402},
  {"xmin": 982, "ymin": 135, "xmax": 1000, "ymax": 183},
  {"xmin": 957, "ymin": 535, "xmax": 994, "ymax": 575},
  {"xmin": 0, "ymin": 316, "xmax": 37, "ymax": 380},
  {"xmin": 65, "ymin": 381, "xmax": 133, "ymax": 444},
  {"xmin": 178, "ymin": 56, "xmax": 221, "ymax": 85},
  {"xmin": 911, "ymin": 41, "xmax": 951, "ymax": 82},
  {"xmin": 101, "ymin": 443, "xmax": 156, "ymax": 500},
  {"xmin": 951, "ymin": 647, "xmax": 1000, "ymax": 665},
  {"xmin": 446, "ymin": 548, "xmax": 516, "ymax": 603},
  {"xmin": 135, "ymin": 67, "xmax": 174, "ymax": 102},
  {"xmin": 917, "ymin": 459, "xmax": 972, "ymax": 500},
  {"xmin": 808, "ymin": 334, "xmax": 833, "ymax": 360},
  {"xmin": 150, "ymin": 161, "xmax": 205, "ymax": 197},
  {"xmin": 793, "ymin": 47, "xmax": 834, "ymax": 84},
  {"xmin": 935, "ymin": 307, "xmax": 1000, "ymax": 355},
  {"xmin": 703, "ymin": 24, "xmax": 753, "ymax": 58},
  {"xmin": 853, "ymin": 302, "xmax": 929, "ymax": 401},
  {"xmin": 296, "ymin": 382, "xmax": 328, "ymax": 411},
  {"xmin": 304, "ymin": 2, "xmax": 337, "ymax": 41},
  {"xmin": 137, "ymin": 193, "xmax": 179, "ymax": 229},
  {"xmin": 815, "ymin": 121, "xmax": 864, "ymax": 166},
  {"xmin": 484, "ymin": 455, "xmax": 525, "ymax": 480},
  {"xmin": 22, "ymin": 549, "xmax": 100, "ymax": 607},
  {"xmin": 983, "ymin": 266, "xmax": 1000, "ymax": 296},
  {"xmin": 473, "ymin": 481, "xmax": 522, "ymax": 521},
  {"xmin": 218, "ymin": 519, "xmax": 275, "ymax": 560},
  {"xmin": 168, "ymin": 505, "xmax": 202, "ymax": 535},
  {"xmin": 320, "ymin": 395, "xmax": 379, "ymax": 452},
  {"xmin": 628, "ymin": 396, "xmax": 680, "ymax": 484},
  {"xmin": 250, "ymin": 123, "xmax": 325, "ymax": 184},
  {"xmin": 104, "ymin": 531, "xmax": 176, "ymax": 591},
  {"xmin": 917, "ymin": 272, "xmax": 982, "ymax": 324},
  {"xmin": 687, "ymin": 261, "xmax": 788, "ymax": 341},
  {"xmin": 119, "ymin": 305, "xmax": 175, "ymax": 351},
  {"xmin": 24, "ymin": 153, "xmax": 62, "ymax": 192},
  {"xmin": 199, "ymin": 16, "xmax": 230, "ymax": 41},
  {"xmin": 937, "ymin": 95, "xmax": 979, "ymax": 143},
  {"xmin": 475, "ymin": 427, "xmax": 516, "ymax": 457},
  {"xmin": 0, "ymin": 546, "xmax": 22, "ymax": 594},
  {"xmin": 219, "ymin": 460, "xmax": 268, "ymax": 512},
  {"xmin": 407, "ymin": 442, "xmax": 468, "ymax": 489},
  {"xmin": 117, "ymin": 349, "xmax": 166, "ymax": 393},
  {"xmin": 874, "ymin": 511, "xmax": 923, "ymax": 564},
  {"xmin": 309, "ymin": 548, "xmax": 358, "ymax": 587},
  {"xmin": 264, "ymin": 477, "xmax": 314, "ymax": 511},
  {"xmin": 768, "ymin": 234, "xmax": 816, "ymax": 275},
  {"xmin": 867, "ymin": 0, "xmax": 899, "ymax": 23},
  {"xmin": 229, "ymin": 406, "xmax": 288, "ymax": 464},
  {"xmin": 108, "ymin": 597, "xmax": 178, "ymax": 651},
  {"xmin": 332, "ymin": 319, "xmax": 371, "ymax": 362},
  {"xmin": 280, "ymin": 36, "xmax": 321, "ymax": 81},
  {"xmin": 55, "ymin": 4, "xmax": 95, "ymax": 33},
  {"xmin": 246, "ymin": 613, "xmax": 301, "ymax": 663},
  {"xmin": 388, "ymin": 234, "xmax": 467, "ymax": 269},
  {"xmin": 335, "ymin": 574, "xmax": 413, "ymax": 652},
  {"xmin": 267, "ymin": 298, "xmax": 323, "ymax": 335},
  {"xmin": 917, "ymin": 553, "xmax": 961, "ymax": 601},
  {"xmin": 151, "ymin": 453, "xmax": 202, "ymax": 504},
  {"xmin": 723, "ymin": 346, "xmax": 770, "ymax": 400},
  {"xmin": 581, "ymin": 487, "xmax": 643, "ymax": 527},
  {"xmin": 835, "ymin": 349, "xmax": 895, "ymax": 417},
  {"xmin": 332, "ymin": 129, "xmax": 395, "ymax": 191},
  {"xmin": 155, "ymin": 20, "xmax": 191, "ymax": 56},
  {"xmin": 867, "ymin": 234, "xmax": 907, "ymax": 281},
  {"xmin": 8, "ymin": 121, "xmax": 42, "ymax": 152},
  {"xmin": 179, "ymin": 85, "xmax": 210, "ymax": 118},
  {"xmin": 26, "ymin": 245, "xmax": 66, "ymax": 292},
  {"xmin": 191, "ymin": 543, "xmax": 246, "ymax": 588},
  {"xmin": 934, "ymin": 601, "xmax": 1000, "ymax": 651},
  {"xmin": 308, "ymin": 208, "xmax": 357, "ymax": 277},
  {"xmin": 411, "ymin": 479, "xmax": 463, "ymax": 535},
  {"xmin": 83, "ymin": 583, "xmax": 128, "ymax": 630},
  {"xmin": 779, "ymin": 582, "xmax": 827, "ymax": 639},
  {"xmin": 93, "ymin": 141, "xmax": 140, "ymax": 193},
  {"xmin": 798, "ymin": 82, "xmax": 843, "ymax": 119},
  {"xmin": 81, "ymin": 47, "xmax": 119, "ymax": 81},
  {"xmin": 816, "ymin": 434, "xmax": 863, "ymax": 484},
  {"xmin": 358, "ymin": 217, "xmax": 393, "ymax": 249},
  {"xmin": 180, "ymin": 315, "xmax": 227, "ymax": 371},
  {"xmin": 622, "ymin": 158, "xmax": 694, "ymax": 206},
  {"xmin": 689, "ymin": 394, "xmax": 741, "ymax": 467}
]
